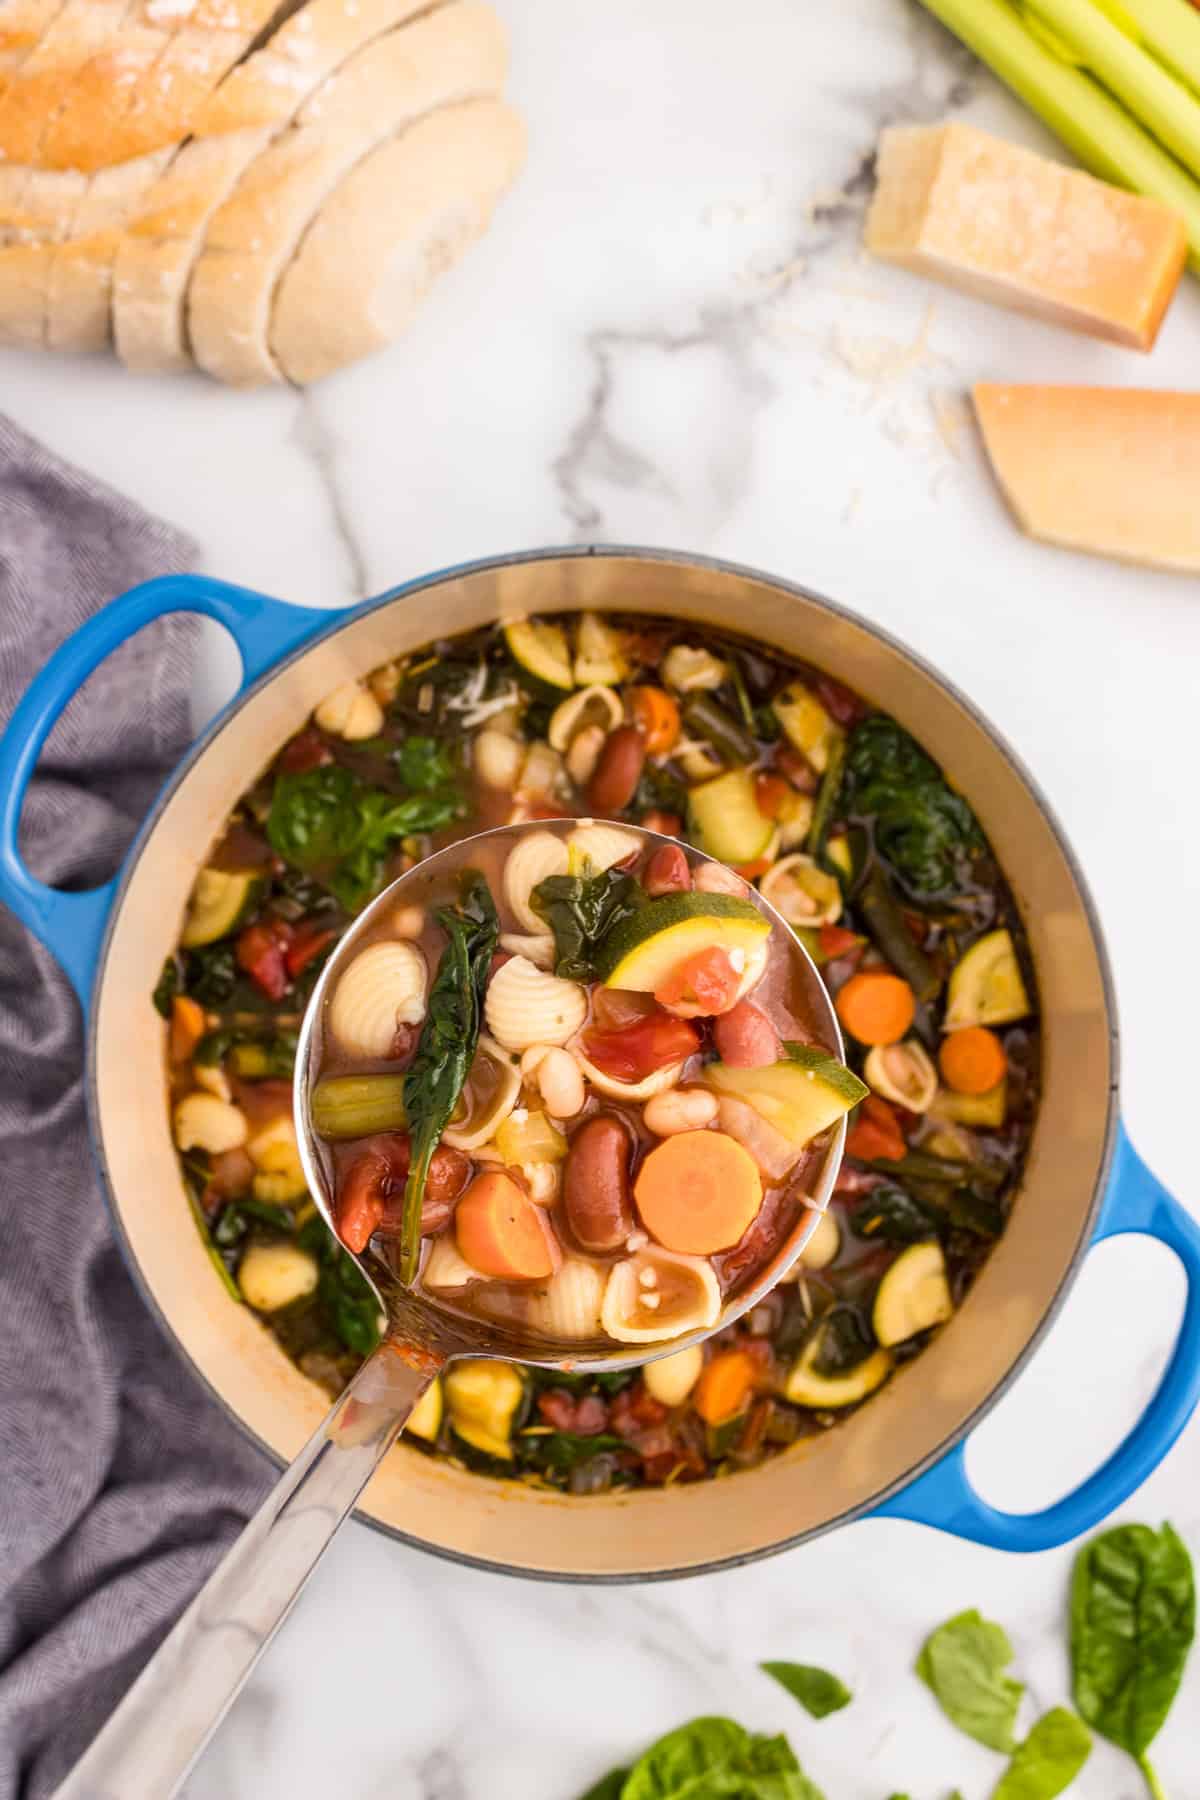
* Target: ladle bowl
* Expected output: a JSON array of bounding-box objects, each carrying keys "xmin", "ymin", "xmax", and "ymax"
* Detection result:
[{"xmin": 60, "ymin": 819, "xmax": 846, "ymax": 1800}]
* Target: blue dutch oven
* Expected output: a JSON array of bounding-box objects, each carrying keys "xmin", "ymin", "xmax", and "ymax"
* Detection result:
[{"xmin": 1, "ymin": 548, "xmax": 1197, "ymax": 1578}]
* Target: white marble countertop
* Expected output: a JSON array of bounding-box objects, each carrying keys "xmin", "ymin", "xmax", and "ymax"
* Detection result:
[{"xmin": 5, "ymin": 1, "xmax": 1200, "ymax": 1794}]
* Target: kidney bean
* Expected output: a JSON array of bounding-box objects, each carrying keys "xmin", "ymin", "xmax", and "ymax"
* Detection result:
[
  {"xmin": 775, "ymin": 746, "xmax": 819, "ymax": 793},
  {"xmin": 713, "ymin": 1000, "xmax": 780, "ymax": 1069},
  {"xmin": 563, "ymin": 1113, "xmax": 634, "ymax": 1253},
  {"xmin": 339, "ymin": 1136, "xmax": 470, "ymax": 1252},
  {"xmin": 276, "ymin": 727, "xmax": 334, "ymax": 774},
  {"xmin": 643, "ymin": 843, "xmax": 691, "ymax": 897},
  {"xmin": 586, "ymin": 725, "xmax": 645, "ymax": 816},
  {"xmin": 641, "ymin": 808, "xmax": 683, "ymax": 838}
]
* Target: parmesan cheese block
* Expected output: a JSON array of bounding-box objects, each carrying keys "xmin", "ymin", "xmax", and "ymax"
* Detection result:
[
  {"xmin": 865, "ymin": 122, "xmax": 1186, "ymax": 352},
  {"xmin": 973, "ymin": 383, "xmax": 1200, "ymax": 573}
]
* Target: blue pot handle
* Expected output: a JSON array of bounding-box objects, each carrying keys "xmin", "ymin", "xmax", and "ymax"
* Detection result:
[
  {"xmin": 0, "ymin": 573, "xmax": 334, "ymax": 1011},
  {"xmin": 873, "ymin": 1123, "xmax": 1200, "ymax": 1550}
]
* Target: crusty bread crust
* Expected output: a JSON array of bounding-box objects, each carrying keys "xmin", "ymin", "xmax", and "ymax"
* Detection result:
[
  {"xmin": 114, "ymin": 0, "xmax": 441, "ymax": 371},
  {"xmin": 270, "ymin": 95, "xmax": 523, "ymax": 384},
  {"xmin": 187, "ymin": 0, "xmax": 505, "ymax": 384}
]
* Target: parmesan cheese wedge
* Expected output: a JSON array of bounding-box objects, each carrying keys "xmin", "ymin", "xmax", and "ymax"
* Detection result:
[
  {"xmin": 865, "ymin": 122, "xmax": 1187, "ymax": 352},
  {"xmin": 973, "ymin": 383, "xmax": 1200, "ymax": 574}
]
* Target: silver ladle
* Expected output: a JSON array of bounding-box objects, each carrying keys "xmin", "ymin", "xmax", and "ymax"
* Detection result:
[{"xmin": 57, "ymin": 822, "xmax": 845, "ymax": 1800}]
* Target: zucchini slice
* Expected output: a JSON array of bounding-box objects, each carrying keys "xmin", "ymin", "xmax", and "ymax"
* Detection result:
[
  {"xmin": 406, "ymin": 1377, "xmax": 444, "ymax": 1443},
  {"xmin": 180, "ymin": 867, "xmax": 262, "ymax": 948},
  {"xmin": 572, "ymin": 612, "xmax": 629, "ymax": 686},
  {"xmin": 687, "ymin": 767, "xmax": 774, "ymax": 866},
  {"xmin": 503, "ymin": 618, "xmax": 574, "ymax": 691},
  {"xmin": 929, "ymin": 1080, "xmax": 1007, "ymax": 1129},
  {"xmin": 797, "ymin": 1208, "xmax": 840, "ymax": 1270},
  {"xmin": 872, "ymin": 1242, "xmax": 953, "ymax": 1347},
  {"xmin": 785, "ymin": 1327, "xmax": 892, "ymax": 1409},
  {"xmin": 444, "ymin": 1359, "xmax": 526, "ymax": 1461},
  {"xmin": 704, "ymin": 1044, "xmax": 867, "ymax": 1147},
  {"xmin": 944, "ymin": 929, "xmax": 1031, "ymax": 1030},
  {"xmin": 597, "ymin": 891, "xmax": 769, "ymax": 991}
]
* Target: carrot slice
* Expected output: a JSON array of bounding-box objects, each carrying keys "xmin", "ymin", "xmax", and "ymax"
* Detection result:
[
  {"xmin": 635, "ymin": 1130, "xmax": 762, "ymax": 1254},
  {"xmin": 630, "ymin": 685, "xmax": 681, "ymax": 756},
  {"xmin": 939, "ymin": 1025, "xmax": 1007, "ymax": 1095},
  {"xmin": 693, "ymin": 1348, "xmax": 759, "ymax": 1425},
  {"xmin": 170, "ymin": 994, "xmax": 207, "ymax": 1063},
  {"xmin": 455, "ymin": 1171, "xmax": 555, "ymax": 1280},
  {"xmin": 835, "ymin": 970, "xmax": 916, "ymax": 1046}
]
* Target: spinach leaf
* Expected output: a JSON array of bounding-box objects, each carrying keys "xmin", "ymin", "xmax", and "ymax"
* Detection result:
[
  {"xmin": 841, "ymin": 717, "xmax": 982, "ymax": 899},
  {"xmin": 521, "ymin": 1431, "xmax": 626, "ymax": 1473},
  {"xmin": 1070, "ymin": 1522, "xmax": 1194, "ymax": 1799},
  {"xmin": 634, "ymin": 762, "xmax": 689, "ymax": 823},
  {"xmin": 152, "ymin": 956, "xmax": 180, "ymax": 1017},
  {"xmin": 812, "ymin": 1305, "xmax": 877, "ymax": 1378},
  {"xmin": 849, "ymin": 1184, "xmax": 940, "ymax": 1247},
  {"xmin": 268, "ymin": 765, "xmax": 464, "ymax": 912},
  {"xmin": 297, "ymin": 1214, "xmax": 382, "ymax": 1356},
  {"xmin": 392, "ymin": 734, "xmax": 457, "ymax": 791},
  {"xmin": 620, "ymin": 1715, "xmax": 823, "ymax": 1800},
  {"xmin": 760, "ymin": 1662, "xmax": 851, "ymax": 1719},
  {"xmin": 532, "ymin": 867, "xmax": 644, "ymax": 981},
  {"xmin": 916, "ymin": 1608, "xmax": 1024, "ymax": 1752},
  {"xmin": 991, "ymin": 1709, "xmax": 1090, "ymax": 1800},
  {"xmin": 577, "ymin": 1774, "xmax": 629, "ymax": 1800},
  {"xmin": 399, "ymin": 872, "xmax": 498, "ymax": 1283},
  {"xmin": 182, "ymin": 942, "xmax": 239, "ymax": 1008}
]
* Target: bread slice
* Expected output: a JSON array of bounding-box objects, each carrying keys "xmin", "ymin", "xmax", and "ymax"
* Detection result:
[
  {"xmin": 270, "ymin": 95, "xmax": 523, "ymax": 383},
  {"xmin": 187, "ymin": 0, "xmax": 506, "ymax": 384},
  {"xmin": 43, "ymin": 0, "xmax": 287, "ymax": 349},
  {"xmin": 0, "ymin": 2, "xmax": 72, "ymax": 78},
  {"xmin": 865, "ymin": 122, "xmax": 1187, "ymax": 353},
  {"xmin": 973, "ymin": 383, "xmax": 1200, "ymax": 572},
  {"xmin": 114, "ymin": 0, "xmax": 442, "ymax": 372}
]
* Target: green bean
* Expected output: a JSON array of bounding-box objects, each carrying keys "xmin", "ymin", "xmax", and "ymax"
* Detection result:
[
  {"xmin": 310, "ymin": 1074, "xmax": 408, "ymax": 1140},
  {"xmin": 805, "ymin": 732, "xmax": 847, "ymax": 863},
  {"xmin": 681, "ymin": 693, "xmax": 758, "ymax": 766},
  {"xmin": 856, "ymin": 863, "xmax": 940, "ymax": 1003}
]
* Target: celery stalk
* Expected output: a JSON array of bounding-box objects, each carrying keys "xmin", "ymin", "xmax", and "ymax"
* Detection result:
[
  {"xmin": 1025, "ymin": 0, "xmax": 1200, "ymax": 177},
  {"xmin": 915, "ymin": 0, "xmax": 1200, "ymax": 266},
  {"xmin": 1105, "ymin": 0, "xmax": 1200, "ymax": 100}
]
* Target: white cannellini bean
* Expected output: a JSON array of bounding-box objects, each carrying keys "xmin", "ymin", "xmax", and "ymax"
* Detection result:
[
  {"xmin": 193, "ymin": 1061, "xmax": 232, "ymax": 1103},
  {"xmin": 693, "ymin": 861, "xmax": 748, "ymax": 898},
  {"xmin": 517, "ymin": 741, "xmax": 564, "ymax": 799},
  {"xmin": 173, "ymin": 1093, "xmax": 248, "ymax": 1153},
  {"xmin": 329, "ymin": 940, "xmax": 427, "ymax": 1058},
  {"xmin": 643, "ymin": 1344, "xmax": 704, "ymax": 1407},
  {"xmin": 313, "ymin": 681, "xmax": 384, "ymax": 742},
  {"xmin": 237, "ymin": 1243, "xmax": 319, "ymax": 1312},
  {"xmin": 523, "ymin": 1161, "xmax": 561, "ymax": 1206},
  {"xmin": 642, "ymin": 1086, "xmax": 719, "ymax": 1137},
  {"xmin": 521, "ymin": 1045, "xmax": 585, "ymax": 1118},
  {"xmin": 391, "ymin": 904, "xmax": 426, "ymax": 940},
  {"xmin": 565, "ymin": 724, "xmax": 605, "ymax": 787},
  {"xmin": 473, "ymin": 727, "xmax": 525, "ymax": 790}
]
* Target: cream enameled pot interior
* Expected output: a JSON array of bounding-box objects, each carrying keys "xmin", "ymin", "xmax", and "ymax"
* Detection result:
[{"xmin": 92, "ymin": 552, "xmax": 1114, "ymax": 1579}]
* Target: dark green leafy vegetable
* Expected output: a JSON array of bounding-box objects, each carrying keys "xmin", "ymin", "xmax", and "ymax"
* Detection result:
[
  {"xmin": 267, "ymin": 764, "xmax": 464, "ymax": 912},
  {"xmin": 152, "ymin": 956, "xmax": 180, "ymax": 1017},
  {"xmin": 617, "ymin": 1716, "xmax": 825, "ymax": 1800},
  {"xmin": 752, "ymin": 703, "xmax": 781, "ymax": 743},
  {"xmin": 182, "ymin": 942, "xmax": 238, "ymax": 1008},
  {"xmin": 520, "ymin": 1431, "xmax": 626, "ymax": 1473},
  {"xmin": 916, "ymin": 1608, "xmax": 1024, "ymax": 1752},
  {"xmin": 991, "ymin": 1708, "xmax": 1090, "ymax": 1800},
  {"xmin": 855, "ymin": 863, "xmax": 939, "ymax": 1003},
  {"xmin": 812, "ymin": 1304, "xmax": 877, "ymax": 1377},
  {"xmin": 399, "ymin": 872, "xmax": 498, "ymax": 1284},
  {"xmin": 683, "ymin": 692, "xmax": 758, "ymax": 766},
  {"xmin": 298, "ymin": 1215, "xmax": 381, "ymax": 1357},
  {"xmin": 578, "ymin": 1774, "xmax": 628, "ymax": 1800},
  {"xmin": 532, "ymin": 866, "xmax": 644, "ymax": 981},
  {"xmin": 842, "ymin": 717, "xmax": 982, "ymax": 899},
  {"xmin": 760, "ymin": 1662, "xmax": 852, "ymax": 1719},
  {"xmin": 392, "ymin": 734, "xmax": 457, "ymax": 791},
  {"xmin": 633, "ymin": 763, "xmax": 689, "ymax": 823},
  {"xmin": 1071, "ymin": 1522, "xmax": 1194, "ymax": 1800},
  {"xmin": 850, "ymin": 1184, "xmax": 940, "ymax": 1246},
  {"xmin": 805, "ymin": 732, "xmax": 847, "ymax": 865}
]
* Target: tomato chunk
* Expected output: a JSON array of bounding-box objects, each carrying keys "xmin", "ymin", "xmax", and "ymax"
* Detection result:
[
  {"xmin": 654, "ymin": 947, "xmax": 741, "ymax": 1018},
  {"xmin": 582, "ymin": 1009, "xmax": 701, "ymax": 1083},
  {"xmin": 285, "ymin": 918, "xmax": 339, "ymax": 979},
  {"xmin": 236, "ymin": 920, "xmax": 293, "ymax": 1001},
  {"xmin": 845, "ymin": 1094, "xmax": 907, "ymax": 1162}
]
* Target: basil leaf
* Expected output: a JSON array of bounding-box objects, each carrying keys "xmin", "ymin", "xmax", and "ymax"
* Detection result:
[
  {"xmin": 399, "ymin": 872, "xmax": 498, "ymax": 1282},
  {"xmin": 619, "ymin": 1715, "xmax": 824, "ymax": 1800},
  {"xmin": 760, "ymin": 1662, "xmax": 852, "ymax": 1719},
  {"xmin": 916, "ymin": 1609, "xmax": 1024, "ymax": 1752},
  {"xmin": 392, "ymin": 734, "xmax": 457, "ymax": 791},
  {"xmin": 577, "ymin": 1773, "xmax": 628, "ymax": 1800},
  {"xmin": 532, "ymin": 867, "xmax": 644, "ymax": 981},
  {"xmin": 991, "ymin": 1709, "xmax": 1090, "ymax": 1800},
  {"xmin": 1070, "ymin": 1522, "xmax": 1194, "ymax": 1797}
]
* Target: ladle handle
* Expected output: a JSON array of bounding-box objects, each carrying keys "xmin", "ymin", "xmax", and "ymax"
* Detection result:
[{"xmin": 54, "ymin": 1337, "xmax": 441, "ymax": 1800}]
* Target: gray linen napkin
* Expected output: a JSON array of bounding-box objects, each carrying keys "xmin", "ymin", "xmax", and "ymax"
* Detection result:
[{"xmin": 0, "ymin": 417, "xmax": 270, "ymax": 1800}]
